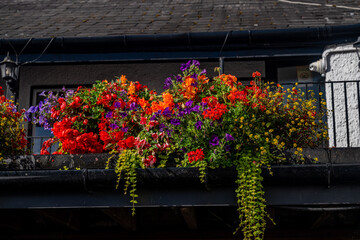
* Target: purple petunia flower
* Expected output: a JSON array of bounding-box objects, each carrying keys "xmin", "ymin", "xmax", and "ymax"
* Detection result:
[
  {"xmin": 180, "ymin": 63, "xmax": 188, "ymax": 72},
  {"xmin": 209, "ymin": 134, "xmax": 220, "ymax": 146},
  {"xmin": 170, "ymin": 118, "xmax": 181, "ymax": 126},
  {"xmin": 39, "ymin": 115, "xmax": 45, "ymax": 125},
  {"xmin": 162, "ymin": 107, "xmax": 172, "ymax": 117},
  {"xmin": 225, "ymin": 145, "xmax": 231, "ymax": 152},
  {"xmin": 27, "ymin": 106, "xmax": 38, "ymax": 114},
  {"xmin": 166, "ymin": 128, "xmax": 173, "ymax": 137},
  {"xmin": 159, "ymin": 123, "xmax": 165, "ymax": 132},
  {"xmin": 163, "ymin": 77, "xmax": 173, "ymax": 90},
  {"xmin": 110, "ymin": 123, "xmax": 119, "ymax": 130},
  {"xmin": 200, "ymin": 69, "xmax": 207, "ymax": 75},
  {"xmin": 119, "ymin": 112, "xmax": 128, "ymax": 118},
  {"xmin": 225, "ymin": 133, "xmax": 234, "ymax": 141},
  {"xmin": 44, "ymin": 122, "xmax": 51, "ymax": 130},
  {"xmin": 175, "ymin": 75, "xmax": 183, "ymax": 83},
  {"xmin": 183, "ymin": 108, "xmax": 191, "ymax": 115},
  {"xmin": 114, "ymin": 101, "xmax": 121, "ymax": 108},
  {"xmin": 25, "ymin": 112, "xmax": 31, "ymax": 122},
  {"xmin": 105, "ymin": 111, "xmax": 113, "ymax": 118},
  {"xmin": 191, "ymin": 73, "xmax": 198, "ymax": 80},
  {"xmin": 185, "ymin": 100, "xmax": 193, "ymax": 107},
  {"xmin": 191, "ymin": 105, "xmax": 200, "ymax": 113},
  {"xmin": 181, "ymin": 147, "xmax": 187, "ymax": 153},
  {"xmin": 39, "ymin": 91, "xmax": 46, "ymax": 97},
  {"xmin": 65, "ymin": 89, "xmax": 75, "ymax": 98},
  {"xmin": 200, "ymin": 102, "xmax": 207, "ymax": 108},
  {"xmin": 121, "ymin": 127, "xmax": 128, "ymax": 132},
  {"xmin": 192, "ymin": 60, "xmax": 200, "ymax": 67},
  {"xmin": 129, "ymin": 102, "xmax": 138, "ymax": 111},
  {"xmin": 195, "ymin": 120, "xmax": 202, "ymax": 130}
]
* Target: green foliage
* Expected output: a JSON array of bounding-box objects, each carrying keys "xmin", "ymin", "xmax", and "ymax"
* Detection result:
[
  {"xmin": 115, "ymin": 149, "xmax": 141, "ymax": 216},
  {"xmin": 234, "ymin": 155, "xmax": 271, "ymax": 240}
]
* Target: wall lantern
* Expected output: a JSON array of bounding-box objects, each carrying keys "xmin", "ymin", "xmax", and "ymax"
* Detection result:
[{"xmin": 0, "ymin": 53, "xmax": 20, "ymax": 99}]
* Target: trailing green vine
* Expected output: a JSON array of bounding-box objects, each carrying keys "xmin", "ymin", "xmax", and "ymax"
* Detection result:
[
  {"xmin": 234, "ymin": 156, "xmax": 270, "ymax": 240},
  {"xmin": 115, "ymin": 149, "xmax": 140, "ymax": 216}
]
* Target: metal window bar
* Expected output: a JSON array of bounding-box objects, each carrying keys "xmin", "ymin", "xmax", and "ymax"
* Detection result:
[{"xmin": 26, "ymin": 136, "xmax": 53, "ymax": 154}]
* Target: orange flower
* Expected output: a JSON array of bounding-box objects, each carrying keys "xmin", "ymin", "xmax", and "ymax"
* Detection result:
[
  {"xmin": 151, "ymin": 101, "xmax": 162, "ymax": 113},
  {"xmin": 128, "ymin": 81, "xmax": 135, "ymax": 95},
  {"xmin": 120, "ymin": 75, "xmax": 127, "ymax": 85},
  {"xmin": 198, "ymin": 74, "xmax": 209, "ymax": 84},
  {"xmin": 139, "ymin": 98, "xmax": 149, "ymax": 110},
  {"xmin": 182, "ymin": 76, "xmax": 197, "ymax": 99},
  {"xmin": 219, "ymin": 74, "xmax": 237, "ymax": 87},
  {"xmin": 162, "ymin": 92, "xmax": 174, "ymax": 109}
]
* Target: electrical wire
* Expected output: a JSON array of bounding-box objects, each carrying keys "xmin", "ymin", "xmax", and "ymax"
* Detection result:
[{"xmin": 22, "ymin": 38, "xmax": 54, "ymax": 65}]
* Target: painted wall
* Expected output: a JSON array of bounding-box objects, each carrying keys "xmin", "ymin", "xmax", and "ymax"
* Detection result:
[{"xmin": 322, "ymin": 44, "xmax": 360, "ymax": 147}]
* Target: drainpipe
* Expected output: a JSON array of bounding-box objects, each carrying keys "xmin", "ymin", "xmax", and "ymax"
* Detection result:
[{"xmin": 309, "ymin": 46, "xmax": 358, "ymax": 76}]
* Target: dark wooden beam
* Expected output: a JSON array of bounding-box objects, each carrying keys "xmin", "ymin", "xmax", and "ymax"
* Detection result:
[
  {"xmin": 101, "ymin": 208, "xmax": 136, "ymax": 231},
  {"xmin": 180, "ymin": 207, "xmax": 198, "ymax": 230},
  {"xmin": 34, "ymin": 209, "xmax": 81, "ymax": 231}
]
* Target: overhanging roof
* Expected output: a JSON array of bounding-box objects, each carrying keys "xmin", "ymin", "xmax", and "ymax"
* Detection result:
[{"xmin": 1, "ymin": 24, "xmax": 360, "ymax": 62}]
